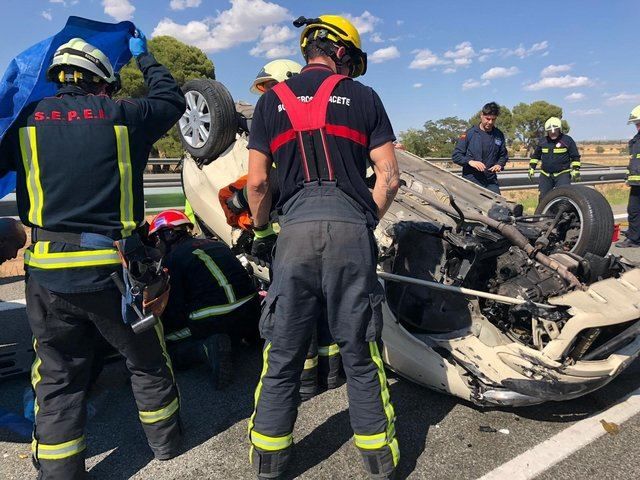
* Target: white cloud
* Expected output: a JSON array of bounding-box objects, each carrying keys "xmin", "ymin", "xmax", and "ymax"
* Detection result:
[
  {"xmin": 170, "ymin": 0, "xmax": 201, "ymax": 10},
  {"xmin": 50, "ymin": 0, "xmax": 79, "ymax": 5},
  {"xmin": 505, "ymin": 40, "xmax": 549, "ymax": 58},
  {"xmin": 370, "ymin": 46, "xmax": 400, "ymax": 64},
  {"xmin": 481, "ymin": 66, "xmax": 520, "ymax": 80},
  {"xmin": 152, "ymin": 0, "xmax": 289, "ymax": 53},
  {"xmin": 343, "ymin": 11, "xmax": 381, "ymax": 35},
  {"xmin": 454, "ymin": 58, "xmax": 472, "ymax": 66},
  {"xmin": 396, "ymin": 20, "xmax": 404, "ymax": 26},
  {"xmin": 571, "ymin": 108, "xmax": 603, "ymax": 116},
  {"xmin": 103, "ymin": 0, "xmax": 135, "ymax": 21},
  {"xmin": 462, "ymin": 79, "xmax": 488, "ymax": 90},
  {"xmin": 604, "ymin": 92, "xmax": 640, "ymax": 106},
  {"xmin": 444, "ymin": 41, "xmax": 476, "ymax": 61},
  {"xmin": 443, "ymin": 67, "xmax": 457, "ymax": 74},
  {"xmin": 249, "ymin": 24, "xmax": 296, "ymax": 59},
  {"xmin": 565, "ymin": 92, "xmax": 585, "ymax": 102},
  {"xmin": 478, "ymin": 54, "xmax": 490, "ymax": 62},
  {"xmin": 41, "ymin": 10, "xmax": 53, "ymax": 20},
  {"xmin": 524, "ymin": 75, "xmax": 593, "ymax": 91},
  {"xmin": 409, "ymin": 49, "xmax": 447, "ymax": 69},
  {"xmin": 541, "ymin": 64, "xmax": 572, "ymax": 77},
  {"xmin": 50, "ymin": 0, "xmax": 65, "ymax": 3},
  {"xmin": 370, "ymin": 33, "xmax": 384, "ymax": 43},
  {"xmin": 413, "ymin": 83, "xmax": 423, "ymax": 88}
]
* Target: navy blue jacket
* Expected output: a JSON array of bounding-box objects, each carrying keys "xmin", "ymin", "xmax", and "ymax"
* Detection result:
[
  {"xmin": 452, "ymin": 125, "xmax": 508, "ymax": 184},
  {"xmin": 629, "ymin": 131, "xmax": 640, "ymax": 186}
]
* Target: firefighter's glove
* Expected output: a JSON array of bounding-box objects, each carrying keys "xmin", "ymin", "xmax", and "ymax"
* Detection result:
[
  {"xmin": 129, "ymin": 29, "xmax": 148, "ymax": 57},
  {"xmin": 571, "ymin": 169, "xmax": 581, "ymax": 182},
  {"xmin": 251, "ymin": 224, "xmax": 277, "ymax": 266},
  {"xmin": 226, "ymin": 187, "xmax": 249, "ymax": 215},
  {"xmin": 528, "ymin": 168, "xmax": 535, "ymax": 182}
]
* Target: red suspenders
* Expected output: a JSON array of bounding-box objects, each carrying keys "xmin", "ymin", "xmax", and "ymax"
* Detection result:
[{"xmin": 270, "ymin": 74, "xmax": 368, "ymax": 183}]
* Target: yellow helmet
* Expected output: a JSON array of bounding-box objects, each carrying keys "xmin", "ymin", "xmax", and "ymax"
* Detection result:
[
  {"xmin": 250, "ymin": 59, "xmax": 303, "ymax": 95},
  {"xmin": 47, "ymin": 38, "xmax": 117, "ymax": 86},
  {"xmin": 544, "ymin": 116, "xmax": 563, "ymax": 132},
  {"xmin": 293, "ymin": 15, "xmax": 367, "ymax": 78},
  {"xmin": 628, "ymin": 105, "xmax": 640, "ymax": 124}
]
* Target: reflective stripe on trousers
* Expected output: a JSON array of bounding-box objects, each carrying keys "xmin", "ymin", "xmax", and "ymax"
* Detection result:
[
  {"xmin": 188, "ymin": 294, "xmax": 256, "ymax": 320},
  {"xmin": 32, "ymin": 435, "xmax": 86, "ymax": 460}
]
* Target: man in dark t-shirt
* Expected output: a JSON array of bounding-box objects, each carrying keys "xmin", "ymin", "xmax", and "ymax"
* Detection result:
[
  {"xmin": 245, "ymin": 14, "xmax": 401, "ymax": 480},
  {"xmin": 453, "ymin": 101, "xmax": 509, "ymax": 193}
]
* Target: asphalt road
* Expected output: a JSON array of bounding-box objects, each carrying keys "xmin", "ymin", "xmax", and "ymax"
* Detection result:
[{"xmin": 1, "ymin": 244, "xmax": 640, "ymax": 480}]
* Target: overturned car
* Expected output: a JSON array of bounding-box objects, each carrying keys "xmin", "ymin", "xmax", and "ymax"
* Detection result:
[{"xmin": 179, "ymin": 79, "xmax": 640, "ymax": 407}]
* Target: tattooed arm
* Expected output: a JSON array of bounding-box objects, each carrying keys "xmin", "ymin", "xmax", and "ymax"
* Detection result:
[{"xmin": 370, "ymin": 141, "xmax": 400, "ymax": 219}]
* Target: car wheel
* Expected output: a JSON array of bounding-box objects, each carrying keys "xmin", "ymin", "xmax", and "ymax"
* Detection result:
[
  {"xmin": 534, "ymin": 185, "xmax": 613, "ymax": 257},
  {"xmin": 178, "ymin": 79, "xmax": 237, "ymax": 163}
]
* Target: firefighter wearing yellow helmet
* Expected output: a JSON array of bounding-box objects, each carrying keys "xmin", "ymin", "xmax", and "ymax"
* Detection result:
[
  {"xmin": 246, "ymin": 13, "xmax": 400, "ymax": 480},
  {"xmin": 617, "ymin": 105, "xmax": 640, "ymax": 247},
  {"xmin": 529, "ymin": 116, "xmax": 581, "ymax": 200},
  {"xmin": 250, "ymin": 59, "xmax": 303, "ymax": 95}
]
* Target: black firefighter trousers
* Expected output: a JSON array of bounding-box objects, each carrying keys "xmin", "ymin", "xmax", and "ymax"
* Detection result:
[
  {"xmin": 248, "ymin": 187, "xmax": 399, "ymax": 478},
  {"xmin": 26, "ymin": 276, "xmax": 181, "ymax": 480},
  {"xmin": 538, "ymin": 170, "xmax": 571, "ymax": 200}
]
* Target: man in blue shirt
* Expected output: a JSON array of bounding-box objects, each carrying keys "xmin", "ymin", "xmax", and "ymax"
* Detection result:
[{"xmin": 452, "ymin": 102, "xmax": 509, "ymax": 194}]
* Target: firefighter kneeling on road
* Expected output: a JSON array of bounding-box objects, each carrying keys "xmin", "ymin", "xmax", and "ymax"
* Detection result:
[
  {"xmin": 148, "ymin": 210, "xmax": 260, "ymax": 388},
  {"xmin": 246, "ymin": 14, "xmax": 400, "ymax": 479},
  {"xmin": 528, "ymin": 117, "xmax": 581, "ymax": 200},
  {"xmin": 0, "ymin": 32, "xmax": 185, "ymax": 479}
]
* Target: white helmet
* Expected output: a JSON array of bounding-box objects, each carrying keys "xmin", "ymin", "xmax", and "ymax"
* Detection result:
[
  {"xmin": 47, "ymin": 38, "xmax": 118, "ymax": 85},
  {"xmin": 544, "ymin": 116, "xmax": 562, "ymax": 132},
  {"xmin": 628, "ymin": 105, "xmax": 640, "ymax": 125},
  {"xmin": 249, "ymin": 59, "xmax": 303, "ymax": 95}
]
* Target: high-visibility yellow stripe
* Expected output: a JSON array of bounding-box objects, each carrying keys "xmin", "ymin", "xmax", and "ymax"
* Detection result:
[
  {"xmin": 318, "ymin": 343, "xmax": 340, "ymax": 356},
  {"xmin": 541, "ymin": 169, "xmax": 571, "ymax": 178},
  {"xmin": 248, "ymin": 342, "xmax": 273, "ymax": 445},
  {"xmin": 154, "ymin": 318, "xmax": 175, "ymax": 381},
  {"xmin": 114, "ymin": 126, "xmax": 136, "ymax": 238},
  {"xmin": 193, "ymin": 249, "xmax": 236, "ymax": 303},
  {"xmin": 542, "ymin": 148, "xmax": 549, "ymax": 153},
  {"xmin": 30, "ymin": 338, "xmax": 42, "ymax": 416},
  {"xmin": 304, "ymin": 356, "xmax": 318, "ymax": 370},
  {"xmin": 19, "ymin": 127, "xmax": 44, "ymax": 226},
  {"xmin": 629, "ymin": 175, "xmax": 640, "ymax": 181},
  {"xmin": 553, "ymin": 148, "xmax": 568, "ymax": 153},
  {"xmin": 139, "ymin": 397, "xmax": 179, "ymax": 424},
  {"xmin": 165, "ymin": 327, "xmax": 192, "ymax": 342},
  {"xmin": 24, "ymin": 241, "xmax": 120, "ymax": 269},
  {"xmin": 571, "ymin": 161, "xmax": 581, "ymax": 168},
  {"xmin": 250, "ymin": 430, "xmax": 293, "ymax": 451},
  {"xmin": 366, "ymin": 341, "xmax": 399, "ymax": 466},
  {"xmin": 188, "ymin": 294, "xmax": 255, "ymax": 320},
  {"xmin": 529, "ymin": 159, "xmax": 539, "ymax": 165},
  {"xmin": 32, "ymin": 435, "xmax": 86, "ymax": 460},
  {"xmin": 354, "ymin": 432, "xmax": 388, "ymax": 450}
]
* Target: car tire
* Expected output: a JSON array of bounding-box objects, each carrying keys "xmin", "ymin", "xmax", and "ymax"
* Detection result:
[
  {"xmin": 179, "ymin": 79, "xmax": 237, "ymax": 163},
  {"xmin": 535, "ymin": 185, "xmax": 613, "ymax": 257}
]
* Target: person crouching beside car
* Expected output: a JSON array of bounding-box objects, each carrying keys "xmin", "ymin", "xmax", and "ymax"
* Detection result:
[{"xmin": 148, "ymin": 209, "xmax": 260, "ymax": 388}]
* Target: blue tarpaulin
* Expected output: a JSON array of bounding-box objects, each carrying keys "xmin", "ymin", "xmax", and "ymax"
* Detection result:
[{"xmin": 0, "ymin": 16, "xmax": 134, "ymax": 199}]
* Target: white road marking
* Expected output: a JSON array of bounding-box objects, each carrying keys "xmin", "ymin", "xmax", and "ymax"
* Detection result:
[
  {"xmin": 477, "ymin": 386, "xmax": 640, "ymax": 480},
  {"xmin": 0, "ymin": 298, "xmax": 26, "ymax": 312}
]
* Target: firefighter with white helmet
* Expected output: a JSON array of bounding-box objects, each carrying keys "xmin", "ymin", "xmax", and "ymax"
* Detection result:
[
  {"xmin": 617, "ymin": 105, "xmax": 640, "ymax": 247},
  {"xmin": 529, "ymin": 116, "xmax": 581, "ymax": 200}
]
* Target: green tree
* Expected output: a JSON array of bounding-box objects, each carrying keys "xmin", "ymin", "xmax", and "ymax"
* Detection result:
[
  {"xmin": 117, "ymin": 36, "xmax": 215, "ymax": 157},
  {"xmin": 468, "ymin": 105, "xmax": 515, "ymax": 142},
  {"xmin": 399, "ymin": 116, "xmax": 469, "ymax": 158},
  {"xmin": 595, "ymin": 145, "xmax": 605, "ymax": 154},
  {"xmin": 511, "ymin": 101, "xmax": 570, "ymax": 155}
]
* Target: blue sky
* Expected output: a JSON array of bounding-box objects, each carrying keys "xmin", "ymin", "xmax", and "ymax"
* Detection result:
[{"xmin": 2, "ymin": 0, "xmax": 639, "ymax": 140}]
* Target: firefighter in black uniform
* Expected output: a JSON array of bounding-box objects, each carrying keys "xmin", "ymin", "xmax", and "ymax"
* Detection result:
[
  {"xmin": 0, "ymin": 33, "xmax": 185, "ymax": 479},
  {"xmin": 148, "ymin": 210, "xmax": 260, "ymax": 387},
  {"xmin": 246, "ymin": 15, "xmax": 400, "ymax": 479},
  {"xmin": 529, "ymin": 117, "xmax": 581, "ymax": 200},
  {"xmin": 617, "ymin": 105, "xmax": 640, "ymax": 248}
]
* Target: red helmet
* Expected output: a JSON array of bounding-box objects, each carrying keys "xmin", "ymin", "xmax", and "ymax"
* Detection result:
[{"xmin": 149, "ymin": 209, "xmax": 194, "ymax": 235}]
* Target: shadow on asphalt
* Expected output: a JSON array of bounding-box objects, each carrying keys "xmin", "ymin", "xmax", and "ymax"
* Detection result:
[{"xmin": 0, "ymin": 275, "xmax": 24, "ymax": 287}]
